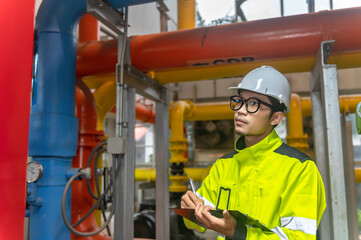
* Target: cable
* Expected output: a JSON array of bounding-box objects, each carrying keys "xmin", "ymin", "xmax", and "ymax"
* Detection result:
[
  {"xmin": 93, "ymin": 148, "xmax": 111, "ymax": 236},
  {"xmin": 65, "ymin": 141, "xmax": 123, "ymax": 235},
  {"xmin": 71, "ymin": 180, "xmax": 111, "ymax": 228},
  {"xmin": 62, "ymin": 169, "xmax": 115, "ymax": 237},
  {"xmin": 86, "ymin": 141, "xmax": 107, "ymax": 200}
]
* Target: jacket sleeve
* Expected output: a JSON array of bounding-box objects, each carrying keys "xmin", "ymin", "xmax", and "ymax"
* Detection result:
[
  {"xmin": 232, "ymin": 160, "xmax": 326, "ymax": 240},
  {"xmin": 183, "ymin": 160, "xmax": 222, "ymax": 231}
]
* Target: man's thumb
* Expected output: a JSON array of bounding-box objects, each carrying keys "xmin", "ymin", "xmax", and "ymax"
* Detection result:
[{"xmin": 223, "ymin": 210, "xmax": 231, "ymax": 219}]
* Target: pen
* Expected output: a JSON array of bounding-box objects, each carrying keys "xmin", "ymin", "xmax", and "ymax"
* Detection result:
[{"xmin": 189, "ymin": 177, "xmax": 196, "ymax": 195}]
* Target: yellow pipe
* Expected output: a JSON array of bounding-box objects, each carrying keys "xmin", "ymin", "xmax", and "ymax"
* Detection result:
[
  {"xmin": 82, "ymin": 74, "xmax": 115, "ymax": 89},
  {"xmin": 169, "ymin": 100, "xmax": 192, "ymax": 192},
  {"xmin": 135, "ymin": 167, "xmax": 211, "ymax": 182},
  {"xmin": 92, "ymin": 80, "xmax": 116, "ymax": 130},
  {"xmin": 177, "ymin": 0, "xmax": 195, "ymax": 30},
  {"xmin": 301, "ymin": 95, "xmax": 361, "ymax": 116},
  {"xmin": 152, "ymin": 52, "xmax": 361, "ymax": 84},
  {"xmin": 356, "ymin": 168, "xmax": 361, "ymax": 183},
  {"xmin": 286, "ymin": 94, "xmax": 308, "ymax": 152},
  {"xmin": 82, "ymin": 77, "xmax": 115, "ymax": 225},
  {"xmin": 187, "ymin": 103, "xmax": 234, "ymax": 121}
]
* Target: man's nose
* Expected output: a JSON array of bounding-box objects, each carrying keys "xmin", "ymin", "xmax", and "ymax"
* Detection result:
[{"xmin": 236, "ymin": 103, "xmax": 248, "ymax": 115}]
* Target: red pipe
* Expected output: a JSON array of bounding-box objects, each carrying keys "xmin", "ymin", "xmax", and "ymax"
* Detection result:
[
  {"xmin": 73, "ymin": 79, "xmax": 111, "ymax": 240},
  {"xmin": 76, "ymin": 7, "xmax": 361, "ymax": 76},
  {"xmin": 135, "ymin": 102, "xmax": 155, "ymax": 124},
  {"xmin": 111, "ymin": 102, "xmax": 155, "ymax": 124},
  {"xmin": 0, "ymin": 0, "xmax": 34, "ymax": 239},
  {"xmin": 79, "ymin": 14, "xmax": 99, "ymax": 43}
]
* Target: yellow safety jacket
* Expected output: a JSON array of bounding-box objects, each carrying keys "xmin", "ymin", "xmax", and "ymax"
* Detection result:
[{"xmin": 185, "ymin": 129, "xmax": 326, "ymax": 240}]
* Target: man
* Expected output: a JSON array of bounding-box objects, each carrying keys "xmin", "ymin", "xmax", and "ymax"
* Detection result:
[{"xmin": 181, "ymin": 66, "xmax": 326, "ymax": 240}]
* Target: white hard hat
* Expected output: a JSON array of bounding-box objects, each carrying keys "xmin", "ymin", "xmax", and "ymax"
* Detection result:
[{"xmin": 229, "ymin": 65, "xmax": 291, "ymax": 113}]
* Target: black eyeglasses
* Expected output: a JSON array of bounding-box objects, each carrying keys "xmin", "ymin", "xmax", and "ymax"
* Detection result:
[{"xmin": 230, "ymin": 96, "xmax": 276, "ymax": 113}]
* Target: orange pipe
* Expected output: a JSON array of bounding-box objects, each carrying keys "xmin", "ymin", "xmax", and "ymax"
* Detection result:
[
  {"xmin": 79, "ymin": 14, "xmax": 99, "ymax": 43},
  {"xmin": 110, "ymin": 103, "xmax": 156, "ymax": 124},
  {"xmin": 135, "ymin": 102, "xmax": 155, "ymax": 124},
  {"xmin": 73, "ymin": 79, "xmax": 111, "ymax": 240},
  {"xmin": 76, "ymin": 7, "xmax": 361, "ymax": 77}
]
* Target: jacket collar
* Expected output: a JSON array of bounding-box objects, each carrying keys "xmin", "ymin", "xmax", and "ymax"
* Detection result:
[{"xmin": 235, "ymin": 129, "xmax": 283, "ymax": 158}]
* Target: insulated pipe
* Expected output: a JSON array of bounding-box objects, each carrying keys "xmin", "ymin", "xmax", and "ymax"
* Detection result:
[
  {"xmin": 28, "ymin": 1, "xmax": 87, "ymax": 239},
  {"xmin": 150, "ymin": 52, "xmax": 361, "ymax": 83},
  {"xmin": 73, "ymin": 79, "xmax": 110, "ymax": 240},
  {"xmin": 76, "ymin": 7, "xmax": 361, "ymax": 81},
  {"xmin": 130, "ymin": 7, "xmax": 361, "ymax": 71},
  {"xmin": 178, "ymin": 0, "xmax": 195, "ymax": 30}
]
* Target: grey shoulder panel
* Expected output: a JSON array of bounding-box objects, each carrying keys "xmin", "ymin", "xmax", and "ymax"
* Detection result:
[
  {"xmin": 220, "ymin": 150, "xmax": 238, "ymax": 159},
  {"xmin": 274, "ymin": 143, "xmax": 310, "ymax": 163}
]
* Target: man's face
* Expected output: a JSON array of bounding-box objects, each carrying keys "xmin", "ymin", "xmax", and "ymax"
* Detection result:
[{"xmin": 233, "ymin": 90, "xmax": 274, "ymax": 137}]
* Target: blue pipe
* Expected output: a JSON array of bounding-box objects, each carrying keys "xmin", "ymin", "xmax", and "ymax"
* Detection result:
[
  {"xmin": 28, "ymin": 0, "xmax": 159, "ymax": 239},
  {"xmin": 28, "ymin": 0, "xmax": 86, "ymax": 239},
  {"xmin": 108, "ymin": 0, "xmax": 159, "ymax": 9}
]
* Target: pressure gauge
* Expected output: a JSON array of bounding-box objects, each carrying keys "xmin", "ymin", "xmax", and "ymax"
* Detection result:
[{"xmin": 27, "ymin": 161, "xmax": 43, "ymax": 183}]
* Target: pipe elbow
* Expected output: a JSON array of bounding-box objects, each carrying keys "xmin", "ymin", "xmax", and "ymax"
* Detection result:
[{"xmin": 36, "ymin": 0, "xmax": 87, "ymax": 36}]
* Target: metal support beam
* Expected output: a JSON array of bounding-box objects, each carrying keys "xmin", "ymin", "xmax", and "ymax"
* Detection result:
[
  {"xmin": 341, "ymin": 114, "xmax": 359, "ymax": 240},
  {"xmin": 310, "ymin": 40, "xmax": 349, "ymax": 240},
  {"xmin": 87, "ymin": 0, "xmax": 124, "ymax": 34},
  {"xmin": 308, "ymin": 0, "xmax": 315, "ymax": 13},
  {"xmin": 114, "ymin": 86, "xmax": 136, "ymax": 239},
  {"xmin": 156, "ymin": 1, "xmax": 169, "ymax": 32},
  {"xmin": 235, "ymin": 0, "xmax": 247, "ymax": 22},
  {"xmin": 124, "ymin": 64, "xmax": 168, "ymax": 103},
  {"xmin": 155, "ymin": 87, "xmax": 170, "ymax": 240}
]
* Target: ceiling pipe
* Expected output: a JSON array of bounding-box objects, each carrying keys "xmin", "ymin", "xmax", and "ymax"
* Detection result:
[{"xmin": 76, "ymin": 7, "xmax": 361, "ymax": 82}]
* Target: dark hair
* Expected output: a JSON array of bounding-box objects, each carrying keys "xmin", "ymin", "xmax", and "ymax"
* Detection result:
[
  {"xmin": 267, "ymin": 96, "xmax": 285, "ymax": 128},
  {"xmin": 267, "ymin": 96, "xmax": 286, "ymax": 116}
]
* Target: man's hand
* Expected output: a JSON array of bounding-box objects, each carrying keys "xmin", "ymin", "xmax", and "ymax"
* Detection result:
[
  {"xmin": 194, "ymin": 203, "xmax": 236, "ymax": 239},
  {"xmin": 181, "ymin": 191, "xmax": 236, "ymax": 238},
  {"xmin": 181, "ymin": 190, "xmax": 204, "ymax": 208}
]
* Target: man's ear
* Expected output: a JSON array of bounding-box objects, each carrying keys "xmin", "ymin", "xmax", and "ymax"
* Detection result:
[{"xmin": 271, "ymin": 111, "xmax": 284, "ymax": 126}]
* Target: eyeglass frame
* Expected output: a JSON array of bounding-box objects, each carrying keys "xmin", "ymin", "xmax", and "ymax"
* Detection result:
[{"xmin": 229, "ymin": 95, "xmax": 278, "ymax": 113}]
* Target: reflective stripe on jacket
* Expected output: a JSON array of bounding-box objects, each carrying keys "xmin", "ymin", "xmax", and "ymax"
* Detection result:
[{"xmin": 185, "ymin": 129, "xmax": 326, "ymax": 240}]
